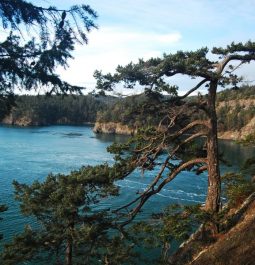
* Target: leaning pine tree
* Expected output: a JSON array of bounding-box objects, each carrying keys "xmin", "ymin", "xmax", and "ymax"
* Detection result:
[{"xmin": 94, "ymin": 41, "xmax": 255, "ymax": 224}]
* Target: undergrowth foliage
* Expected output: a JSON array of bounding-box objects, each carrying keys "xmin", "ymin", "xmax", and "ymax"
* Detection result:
[{"xmin": 222, "ymin": 172, "xmax": 255, "ymax": 207}]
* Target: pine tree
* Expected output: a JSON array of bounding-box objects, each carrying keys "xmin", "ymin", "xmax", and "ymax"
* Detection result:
[
  {"xmin": 0, "ymin": 204, "xmax": 8, "ymax": 240},
  {"xmin": 0, "ymin": 0, "xmax": 98, "ymax": 119},
  {"xmin": 1, "ymin": 165, "xmax": 137, "ymax": 265},
  {"xmin": 94, "ymin": 41, "xmax": 255, "ymax": 222},
  {"xmin": 0, "ymin": 0, "xmax": 98, "ymax": 241}
]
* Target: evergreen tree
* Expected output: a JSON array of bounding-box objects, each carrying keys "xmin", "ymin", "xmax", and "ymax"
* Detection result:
[
  {"xmin": 0, "ymin": 205, "xmax": 8, "ymax": 240},
  {"xmin": 0, "ymin": 0, "xmax": 97, "ymax": 119},
  {"xmin": 94, "ymin": 41, "xmax": 255, "ymax": 223},
  {"xmin": 0, "ymin": 0, "xmax": 98, "ymax": 240},
  {"xmin": 1, "ymin": 165, "xmax": 136, "ymax": 265}
]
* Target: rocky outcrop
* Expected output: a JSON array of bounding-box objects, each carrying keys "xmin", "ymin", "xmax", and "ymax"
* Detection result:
[
  {"xmin": 1, "ymin": 113, "xmax": 13, "ymax": 125},
  {"xmin": 93, "ymin": 122, "xmax": 137, "ymax": 135},
  {"xmin": 94, "ymin": 120, "xmax": 255, "ymax": 141},
  {"xmin": 218, "ymin": 116, "xmax": 255, "ymax": 140},
  {"xmin": 2, "ymin": 114, "xmax": 36, "ymax": 126},
  {"xmin": 217, "ymin": 98, "xmax": 255, "ymax": 140},
  {"xmin": 217, "ymin": 98, "xmax": 255, "ymax": 109}
]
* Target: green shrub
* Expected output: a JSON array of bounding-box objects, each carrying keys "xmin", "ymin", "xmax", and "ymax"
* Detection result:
[{"xmin": 222, "ymin": 173, "xmax": 255, "ymax": 207}]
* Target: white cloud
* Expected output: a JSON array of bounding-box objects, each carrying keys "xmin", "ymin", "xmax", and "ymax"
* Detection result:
[
  {"xmin": 51, "ymin": 0, "xmax": 255, "ymax": 93},
  {"xmin": 87, "ymin": 27, "xmax": 181, "ymax": 50},
  {"xmin": 56, "ymin": 27, "xmax": 182, "ymax": 89},
  {"xmin": 156, "ymin": 33, "xmax": 182, "ymax": 44}
]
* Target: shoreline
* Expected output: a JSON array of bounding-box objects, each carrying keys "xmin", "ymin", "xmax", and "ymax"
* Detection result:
[{"xmin": 1, "ymin": 122, "xmax": 254, "ymax": 142}]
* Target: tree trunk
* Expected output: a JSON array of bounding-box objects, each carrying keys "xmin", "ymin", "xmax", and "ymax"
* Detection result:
[
  {"xmin": 65, "ymin": 239, "xmax": 72, "ymax": 265},
  {"xmin": 205, "ymin": 81, "xmax": 221, "ymax": 213}
]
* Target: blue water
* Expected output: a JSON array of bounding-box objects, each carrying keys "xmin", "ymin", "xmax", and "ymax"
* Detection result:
[{"xmin": 0, "ymin": 125, "xmax": 254, "ymax": 248}]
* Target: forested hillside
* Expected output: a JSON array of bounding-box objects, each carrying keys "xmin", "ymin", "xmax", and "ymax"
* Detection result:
[
  {"xmin": 1, "ymin": 95, "xmax": 115, "ymax": 126},
  {"xmin": 216, "ymin": 86, "xmax": 255, "ymax": 140},
  {"xmin": 1, "ymin": 86, "xmax": 254, "ymax": 140},
  {"xmin": 96, "ymin": 93, "xmax": 164, "ymax": 127},
  {"xmin": 217, "ymin": 86, "xmax": 255, "ymax": 129},
  {"xmin": 94, "ymin": 85, "xmax": 255, "ymax": 139}
]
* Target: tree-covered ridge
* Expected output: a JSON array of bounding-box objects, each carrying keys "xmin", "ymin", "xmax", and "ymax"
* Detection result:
[
  {"xmin": 3, "ymin": 85, "xmax": 254, "ymax": 134},
  {"xmin": 96, "ymin": 93, "xmax": 164, "ymax": 128},
  {"xmin": 1, "ymin": 95, "xmax": 116, "ymax": 126},
  {"xmin": 217, "ymin": 85, "xmax": 255, "ymax": 101},
  {"xmin": 217, "ymin": 100, "xmax": 255, "ymax": 132},
  {"xmin": 96, "ymin": 85, "xmax": 255, "ymax": 134},
  {"xmin": 215, "ymin": 85, "xmax": 255, "ymax": 133}
]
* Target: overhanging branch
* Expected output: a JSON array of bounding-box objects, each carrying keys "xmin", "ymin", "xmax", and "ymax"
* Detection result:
[
  {"xmin": 217, "ymin": 54, "xmax": 255, "ymax": 75},
  {"xmin": 178, "ymin": 79, "xmax": 208, "ymax": 100},
  {"xmin": 117, "ymin": 158, "xmax": 207, "ymax": 227},
  {"xmin": 168, "ymin": 120, "xmax": 210, "ymax": 139}
]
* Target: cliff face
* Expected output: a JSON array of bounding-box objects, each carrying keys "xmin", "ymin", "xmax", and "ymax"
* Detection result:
[
  {"xmin": 218, "ymin": 116, "xmax": 255, "ymax": 140},
  {"xmin": 2, "ymin": 114, "xmax": 36, "ymax": 126},
  {"xmin": 94, "ymin": 97, "xmax": 255, "ymax": 140},
  {"xmin": 93, "ymin": 122, "xmax": 137, "ymax": 135},
  {"xmin": 217, "ymin": 98, "xmax": 255, "ymax": 140},
  {"xmin": 93, "ymin": 120, "xmax": 255, "ymax": 142}
]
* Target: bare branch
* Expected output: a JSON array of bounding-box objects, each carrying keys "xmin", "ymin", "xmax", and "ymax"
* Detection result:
[
  {"xmin": 118, "ymin": 158, "xmax": 207, "ymax": 227},
  {"xmin": 217, "ymin": 54, "xmax": 255, "ymax": 75},
  {"xmin": 168, "ymin": 120, "xmax": 210, "ymax": 139},
  {"xmin": 196, "ymin": 165, "xmax": 208, "ymax": 175},
  {"xmin": 178, "ymin": 79, "xmax": 208, "ymax": 100}
]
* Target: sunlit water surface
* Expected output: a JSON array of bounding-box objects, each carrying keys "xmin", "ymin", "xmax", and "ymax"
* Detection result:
[{"xmin": 0, "ymin": 125, "xmax": 254, "ymax": 257}]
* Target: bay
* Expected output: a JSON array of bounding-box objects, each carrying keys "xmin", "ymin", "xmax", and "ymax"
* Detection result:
[{"xmin": 0, "ymin": 125, "xmax": 254, "ymax": 249}]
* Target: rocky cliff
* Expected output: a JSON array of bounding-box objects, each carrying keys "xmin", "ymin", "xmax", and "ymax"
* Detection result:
[
  {"xmin": 218, "ymin": 116, "xmax": 255, "ymax": 140},
  {"xmin": 93, "ymin": 122, "xmax": 137, "ymax": 135},
  {"xmin": 94, "ymin": 97, "xmax": 255, "ymax": 141},
  {"xmin": 93, "ymin": 120, "xmax": 255, "ymax": 142},
  {"xmin": 2, "ymin": 114, "xmax": 37, "ymax": 126}
]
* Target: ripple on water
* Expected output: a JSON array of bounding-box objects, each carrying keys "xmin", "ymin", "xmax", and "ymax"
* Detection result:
[{"xmin": 0, "ymin": 125, "xmax": 254, "ymax": 248}]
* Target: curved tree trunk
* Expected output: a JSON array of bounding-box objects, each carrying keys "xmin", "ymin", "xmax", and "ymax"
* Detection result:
[{"xmin": 205, "ymin": 81, "xmax": 221, "ymax": 213}]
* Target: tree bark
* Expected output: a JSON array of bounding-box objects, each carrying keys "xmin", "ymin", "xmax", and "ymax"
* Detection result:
[
  {"xmin": 205, "ymin": 81, "xmax": 221, "ymax": 213},
  {"xmin": 65, "ymin": 239, "xmax": 73, "ymax": 265}
]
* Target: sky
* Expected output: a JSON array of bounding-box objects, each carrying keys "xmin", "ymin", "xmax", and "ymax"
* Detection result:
[{"xmin": 32, "ymin": 0, "xmax": 255, "ymax": 94}]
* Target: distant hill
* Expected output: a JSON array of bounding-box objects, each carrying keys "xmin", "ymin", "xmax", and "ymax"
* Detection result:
[
  {"xmin": 1, "ymin": 94, "xmax": 116, "ymax": 126},
  {"xmin": 94, "ymin": 85, "xmax": 255, "ymax": 140},
  {"xmin": 2, "ymin": 86, "xmax": 254, "ymax": 140},
  {"xmin": 216, "ymin": 86, "xmax": 255, "ymax": 140}
]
